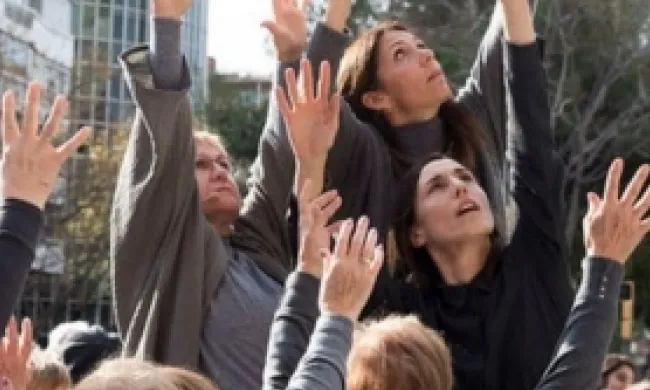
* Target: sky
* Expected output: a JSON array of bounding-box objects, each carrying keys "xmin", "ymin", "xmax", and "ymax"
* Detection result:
[{"xmin": 207, "ymin": 0, "xmax": 275, "ymax": 77}]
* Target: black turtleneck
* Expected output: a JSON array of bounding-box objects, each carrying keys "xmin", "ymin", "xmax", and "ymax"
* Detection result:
[{"xmin": 296, "ymin": 9, "xmax": 572, "ymax": 390}]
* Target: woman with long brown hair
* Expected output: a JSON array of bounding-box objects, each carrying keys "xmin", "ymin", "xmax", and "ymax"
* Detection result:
[
  {"xmin": 261, "ymin": 0, "xmax": 540, "ymax": 250},
  {"xmin": 262, "ymin": 6, "xmax": 650, "ymax": 385}
]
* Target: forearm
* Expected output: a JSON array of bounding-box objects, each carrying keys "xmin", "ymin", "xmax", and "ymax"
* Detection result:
[
  {"xmin": 324, "ymin": 0, "xmax": 351, "ymax": 32},
  {"xmin": 149, "ymin": 18, "xmax": 184, "ymax": 90},
  {"xmin": 0, "ymin": 199, "xmax": 43, "ymax": 328},
  {"xmin": 535, "ymin": 256, "xmax": 623, "ymax": 390},
  {"xmin": 263, "ymin": 271, "xmax": 321, "ymax": 390},
  {"xmin": 295, "ymin": 159, "xmax": 327, "ymax": 199},
  {"xmin": 500, "ymin": 0, "xmax": 536, "ymax": 44}
]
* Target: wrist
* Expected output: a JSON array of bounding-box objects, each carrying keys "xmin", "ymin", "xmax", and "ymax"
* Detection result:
[
  {"xmin": 324, "ymin": 1, "xmax": 351, "ymax": 32},
  {"xmin": 2, "ymin": 188, "xmax": 45, "ymax": 210},
  {"xmin": 322, "ymin": 306, "xmax": 358, "ymax": 322},
  {"xmin": 278, "ymin": 46, "xmax": 305, "ymax": 62},
  {"xmin": 296, "ymin": 261, "xmax": 322, "ymax": 279},
  {"xmin": 152, "ymin": 13, "xmax": 182, "ymax": 22},
  {"xmin": 587, "ymin": 248, "xmax": 625, "ymax": 264}
]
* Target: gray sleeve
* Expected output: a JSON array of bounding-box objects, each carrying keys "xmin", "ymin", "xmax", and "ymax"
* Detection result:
[
  {"xmin": 0, "ymin": 199, "xmax": 42, "ymax": 329},
  {"xmin": 111, "ymin": 46, "xmax": 227, "ymax": 360},
  {"xmin": 148, "ymin": 18, "xmax": 184, "ymax": 91},
  {"xmin": 232, "ymin": 60, "xmax": 300, "ymax": 270},
  {"xmin": 306, "ymin": 23, "xmax": 351, "ymax": 93},
  {"xmin": 535, "ymin": 256, "xmax": 624, "ymax": 390},
  {"xmin": 286, "ymin": 315, "xmax": 352, "ymax": 390},
  {"xmin": 305, "ymin": 24, "xmax": 383, "ymax": 204},
  {"xmin": 456, "ymin": 6, "xmax": 507, "ymax": 158},
  {"xmin": 263, "ymin": 271, "xmax": 321, "ymax": 390}
]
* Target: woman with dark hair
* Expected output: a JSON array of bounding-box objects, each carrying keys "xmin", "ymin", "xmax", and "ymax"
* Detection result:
[
  {"xmin": 262, "ymin": 0, "xmax": 541, "ymax": 252},
  {"xmin": 270, "ymin": 10, "xmax": 650, "ymax": 387}
]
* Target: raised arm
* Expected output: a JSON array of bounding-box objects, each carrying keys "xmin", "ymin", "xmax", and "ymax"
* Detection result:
[
  {"xmin": 110, "ymin": 0, "xmax": 226, "ymax": 366},
  {"xmin": 263, "ymin": 184, "xmax": 342, "ymax": 390},
  {"xmin": 245, "ymin": 0, "xmax": 381, "ymax": 262},
  {"xmin": 457, "ymin": 0, "xmax": 539, "ymax": 161},
  {"xmin": 0, "ymin": 85, "xmax": 89, "ymax": 329},
  {"xmin": 535, "ymin": 160, "xmax": 650, "ymax": 389},
  {"xmin": 534, "ymin": 257, "xmax": 622, "ymax": 390},
  {"xmin": 504, "ymin": 21, "xmax": 571, "ymax": 291}
]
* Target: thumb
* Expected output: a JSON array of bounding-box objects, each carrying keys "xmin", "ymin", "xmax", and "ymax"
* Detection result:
[
  {"xmin": 261, "ymin": 20, "xmax": 283, "ymax": 38},
  {"xmin": 586, "ymin": 192, "xmax": 600, "ymax": 214}
]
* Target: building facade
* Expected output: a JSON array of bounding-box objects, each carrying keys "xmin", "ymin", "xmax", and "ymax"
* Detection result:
[
  {"xmin": 0, "ymin": 0, "xmax": 73, "ymax": 114},
  {"xmin": 68, "ymin": 0, "xmax": 208, "ymax": 138}
]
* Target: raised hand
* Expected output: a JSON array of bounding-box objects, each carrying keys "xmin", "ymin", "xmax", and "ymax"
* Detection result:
[
  {"xmin": 0, "ymin": 318, "xmax": 33, "ymax": 390},
  {"xmin": 276, "ymin": 59, "xmax": 341, "ymax": 166},
  {"xmin": 583, "ymin": 159, "xmax": 650, "ymax": 264},
  {"xmin": 324, "ymin": 0, "xmax": 353, "ymax": 32},
  {"xmin": 296, "ymin": 180, "xmax": 342, "ymax": 278},
  {"xmin": 1, "ymin": 83, "xmax": 91, "ymax": 209},
  {"xmin": 151, "ymin": 0, "xmax": 192, "ymax": 20},
  {"xmin": 319, "ymin": 217, "xmax": 384, "ymax": 321},
  {"xmin": 261, "ymin": 0, "xmax": 309, "ymax": 61}
]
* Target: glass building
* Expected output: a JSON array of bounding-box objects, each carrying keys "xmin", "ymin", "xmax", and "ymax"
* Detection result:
[
  {"xmin": 15, "ymin": 1, "xmax": 210, "ymax": 334},
  {"xmin": 69, "ymin": 0, "xmax": 209, "ymax": 137}
]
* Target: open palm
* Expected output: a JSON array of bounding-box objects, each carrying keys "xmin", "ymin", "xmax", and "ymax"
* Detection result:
[
  {"xmin": 262, "ymin": 0, "xmax": 309, "ymax": 60},
  {"xmin": 2, "ymin": 83, "xmax": 91, "ymax": 209},
  {"xmin": 277, "ymin": 59, "xmax": 341, "ymax": 163},
  {"xmin": 0, "ymin": 318, "xmax": 32, "ymax": 390},
  {"xmin": 151, "ymin": 0, "xmax": 192, "ymax": 19}
]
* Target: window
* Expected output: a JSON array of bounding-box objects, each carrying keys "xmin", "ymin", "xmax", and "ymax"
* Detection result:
[
  {"xmin": 98, "ymin": 7, "xmax": 111, "ymax": 38},
  {"xmin": 82, "ymin": 5, "xmax": 95, "ymax": 37},
  {"xmin": 28, "ymin": 0, "xmax": 43, "ymax": 14},
  {"xmin": 5, "ymin": 2, "xmax": 34, "ymax": 28},
  {"xmin": 0, "ymin": 34, "xmax": 30, "ymax": 76},
  {"xmin": 113, "ymin": 9, "xmax": 124, "ymax": 40}
]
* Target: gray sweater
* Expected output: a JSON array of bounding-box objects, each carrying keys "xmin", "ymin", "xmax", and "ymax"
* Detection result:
[
  {"xmin": 110, "ymin": 19, "xmax": 293, "ymax": 373},
  {"xmin": 263, "ymin": 256, "xmax": 623, "ymax": 390}
]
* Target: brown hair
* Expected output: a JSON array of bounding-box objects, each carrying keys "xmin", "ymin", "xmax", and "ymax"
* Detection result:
[
  {"xmin": 28, "ymin": 347, "xmax": 72, "ymax": 390},
  {"xmin": 336, "ymin": 21, "xmax": 486, "ymax": 177},
  {"xmin": 73, "ymin": 358, "xmax": 217, "ymax": 390},
  {"xmin": 347, "ymin": 315, "xmax": 453, "ymax": 390},
  {"xmin": 392, "ymin": 153, "xmax": 502, "ymax": 287},
  {"xmin": 158, "ymin": 366, "xmax": 217, "ymax": 390},
  {"xmin": 602, "ymin": 354, "xmax": 636, "ymax": 387}
]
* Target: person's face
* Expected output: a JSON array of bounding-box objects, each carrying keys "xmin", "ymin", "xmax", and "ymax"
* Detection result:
[
  {"xmin": 194, "ymin": 140, "xmax": 241, "ymax": 222},
  {"xmin": 604, "ymin": 366, "xmax": 635, "ymax": 390},
  {"xmin": 363, "ymin": 30, "xmax": 453, "ymax": 124},
  {"xmin": 409, "ymin": 158, "xmax": 494, "ymax": 248}
]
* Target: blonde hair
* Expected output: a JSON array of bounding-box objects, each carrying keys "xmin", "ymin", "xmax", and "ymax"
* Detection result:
[
  {"xmin": 158, "ymin": 366, "xmax": 217, "ymax": 390},
  {"xmin": 347, "ymin": 315, "xmax": 453, "ymax": 390},
  {"xmin": 193, "ymin": 130, "xmax": 227, "ymax": 154},
  {"xmin": 28, "ymin": 347, "xmax": 72, "ymax": 390},
  {"xmin": 73, "ymin": 358, "xmax": 217, "ymax": 390}
]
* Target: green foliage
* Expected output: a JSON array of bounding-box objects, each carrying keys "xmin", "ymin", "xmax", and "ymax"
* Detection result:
[{"xmin": 201, "ymin": 73, "xmax": 268, "ymax": 190}]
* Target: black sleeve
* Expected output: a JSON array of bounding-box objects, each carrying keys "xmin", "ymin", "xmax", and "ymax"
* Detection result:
[
  {"xmin": 504, "ymin": 41, "xmax": 574, "ymax": 313},
  {"xmin": 535, "ymin": 257, "xmax": 623, "ymax": 390},
  {"xmin": 0, "ymin": 199, "xmax": 43, "ymax": 329}
]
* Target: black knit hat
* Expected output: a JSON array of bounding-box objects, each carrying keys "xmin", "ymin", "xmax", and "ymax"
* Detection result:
[{"xmin": 46, "ymin": 321, "xmax": 122, "ymax": 384}]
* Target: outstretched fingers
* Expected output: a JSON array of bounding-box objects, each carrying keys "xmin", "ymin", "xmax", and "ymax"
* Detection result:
[
  {"xmin": 39, "ymin": 95, "xmax": 68, "ymax": 143},
  {"xmin": 56, "ymin": 126, "xmax": 91, "ymax": 161},
  {"xmin": 1, "ymin": 91, "xmax": 19, "ymax": 144}
]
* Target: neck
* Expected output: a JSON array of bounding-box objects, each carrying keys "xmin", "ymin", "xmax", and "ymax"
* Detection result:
[
  {"xmin": 388, "ymin": 103, "xmax": 442, "ymax": 127},
  {"xmin": 426, "ymin": 235, "xmax": 491, "ymax": 285},
  {"xmin": 207, "ymin": 215, "xmax": 234, "ymax": 236}
]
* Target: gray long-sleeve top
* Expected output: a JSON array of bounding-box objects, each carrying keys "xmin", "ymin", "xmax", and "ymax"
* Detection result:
[
  {"xmin": 263, "ymin": 256, "xmax": 623, "ymax": 390},
  {"xmin": 110, "ymin": 18, "xmax": 294, "ymax": 377},
  {"xmin": 0, "ymin": 199, "xmax": 42, "ymax": 330}
]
